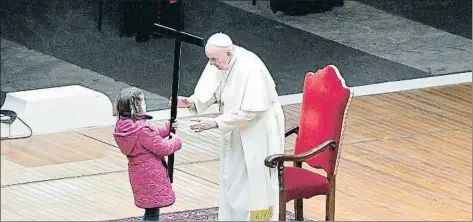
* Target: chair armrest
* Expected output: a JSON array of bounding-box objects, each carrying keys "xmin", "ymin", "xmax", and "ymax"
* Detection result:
[
  {"xmin": 264, "ymin": 140, "xmax": 337, "ymax": 168},
  {"xmin": 285, "ymin": 126, "xmax": 299, "ymax": 137}
]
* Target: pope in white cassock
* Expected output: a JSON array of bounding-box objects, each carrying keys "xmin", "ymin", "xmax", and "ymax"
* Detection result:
[{"xmin": 176, "ymin": 33, "xmax": 285, "ymax": 221}]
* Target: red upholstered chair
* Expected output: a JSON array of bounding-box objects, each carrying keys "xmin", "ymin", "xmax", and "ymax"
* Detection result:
[{"xmin": 265, "ymin": 65, "xmax": 353, "ymax": 221}]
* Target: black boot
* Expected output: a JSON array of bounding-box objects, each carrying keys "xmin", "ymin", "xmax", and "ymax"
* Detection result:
[{"xmin": 143, "ymin": 208, "xmax": 160, "ymax": 221}]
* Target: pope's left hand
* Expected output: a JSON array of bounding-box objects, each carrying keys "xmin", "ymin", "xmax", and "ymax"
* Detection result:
[{"xmin": 190, "ymin": 117, "xmax": 218, "ymax": 132}]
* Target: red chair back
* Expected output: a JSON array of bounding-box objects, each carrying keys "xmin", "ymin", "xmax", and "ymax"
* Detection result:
[{"xmin": 294, "ymin": 65, "xmax": 352, "ymax": 175}]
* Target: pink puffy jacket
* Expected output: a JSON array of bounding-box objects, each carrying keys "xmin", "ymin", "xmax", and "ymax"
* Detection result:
[{"xmin": 113, "ymin": 118, "xmax": 182, "ymax": 208}]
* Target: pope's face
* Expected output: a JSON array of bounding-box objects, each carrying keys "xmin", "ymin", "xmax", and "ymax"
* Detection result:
[{"xmin": 206, "ymin": 46, "xmax": 231, "ymax": 70}]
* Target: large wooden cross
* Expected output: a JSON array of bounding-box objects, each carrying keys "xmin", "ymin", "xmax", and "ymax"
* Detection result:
[{"xmin": 152, "ymin": 20, "xmax": 205, "ymax": 183}]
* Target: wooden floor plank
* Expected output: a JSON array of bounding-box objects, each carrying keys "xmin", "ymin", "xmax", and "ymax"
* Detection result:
[
  {"xmin": 0, "ymin": 209, "xmax": 31, "ymax": 221},
  {"xmin": 342, "ymin": 84, "xmax": 471, "ymax": 143},
  {"xmin": 0, "ymin": 132, "xmax": 128, "ymax": 186},
  {"xmin": 1, "ymin": 170, "xmax": 220, "ymax": 221}
]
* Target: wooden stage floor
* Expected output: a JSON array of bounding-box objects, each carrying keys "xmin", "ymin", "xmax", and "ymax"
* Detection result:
[{"xmin": 1, "ymin": 83, "xmax": 471, "ymax": 221}]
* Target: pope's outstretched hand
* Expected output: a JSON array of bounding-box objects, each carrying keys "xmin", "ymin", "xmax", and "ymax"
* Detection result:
[
  {"xmin": 190, "ymin": 117, "xmax": 218, "ymax": 133},
  {"xmin": 176, "ymin": 96, "xmax": 193, "ymax": 108},
  {"xmin": 169, "ymin": 96, "xmax": 193, "ymax": 108}
]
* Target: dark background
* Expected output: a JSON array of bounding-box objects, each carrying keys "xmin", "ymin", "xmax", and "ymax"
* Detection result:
[{"xmin": 1, "ymin": 0, "xmax": 471, "ymax": 106}]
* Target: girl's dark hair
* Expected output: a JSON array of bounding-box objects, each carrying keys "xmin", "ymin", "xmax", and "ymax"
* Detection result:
[{"xmin": 115, "ymin": 87, "xmax": 146, "ymax": 121}]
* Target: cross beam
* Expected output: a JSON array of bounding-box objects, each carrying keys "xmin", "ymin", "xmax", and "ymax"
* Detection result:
[
  {"xmin": 154, "ymin": 24, "xmax": 205, "ymax": 47},
  {"xmin": 152, "ymin": 23, "xmax": 205, "ymax": 183}
]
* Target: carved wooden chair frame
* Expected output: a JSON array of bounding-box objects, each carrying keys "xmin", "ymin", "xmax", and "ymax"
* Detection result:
[{"xmin": 265, "ymin": 65, "xmax": 354, "ymax": 221}]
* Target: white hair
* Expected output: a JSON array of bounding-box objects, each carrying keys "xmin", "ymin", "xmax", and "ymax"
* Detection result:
[{"xmin": 206, "ymin": 32, "xmax": 234, "ymax": 53}]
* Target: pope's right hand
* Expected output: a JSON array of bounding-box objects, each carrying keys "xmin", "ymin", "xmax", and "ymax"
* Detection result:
[{"xmin": 173, "ymin": 96, "xmax": 193, "ymax": 108}]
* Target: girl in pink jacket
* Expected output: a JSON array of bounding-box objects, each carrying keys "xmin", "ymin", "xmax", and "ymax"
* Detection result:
[{"xmin": 113, "ymin": 87, "xmax": 182, "ymax": 221}]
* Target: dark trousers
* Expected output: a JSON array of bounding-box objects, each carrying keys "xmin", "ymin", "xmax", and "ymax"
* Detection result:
[
  {"xmin": 144, "ymin": 207, "xmax": 160, "ymax": 221},
  {"xmin": 122, "ymin": 0, "xmax": 156, "ymax": 42},
  {"xmin": 122, "ymin": 0, "xmax": 184, "ymax": 42},
  {"xmin": 158, "ymin": 0, "xmax": 184, "ymax": 31}
]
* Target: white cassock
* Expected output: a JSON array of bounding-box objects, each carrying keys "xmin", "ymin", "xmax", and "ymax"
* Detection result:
[{"xmin": 188, "ymin": 45, "xmax": 285, "ymax": 221}]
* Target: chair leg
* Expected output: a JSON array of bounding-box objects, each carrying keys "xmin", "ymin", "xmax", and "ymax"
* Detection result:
[
  {"xmin": 278, "ymin": 164, "xmax": 286, "ymax": 221},
  {"xmin": 294, "ymin": 199, "xmax": 303, "ymax": 221},
  {"xmin": 325, "ymin": 175, "xmax": 336, "ymax": 221},
  {"xmin": 279, "ymin": 199, "xmax": 286, "ymax": 221}
]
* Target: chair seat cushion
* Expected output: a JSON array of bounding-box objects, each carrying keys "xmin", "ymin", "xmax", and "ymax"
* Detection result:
[{"xmin": 284, "ymin": 167, "xmax": 330, "ymax": 201}]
